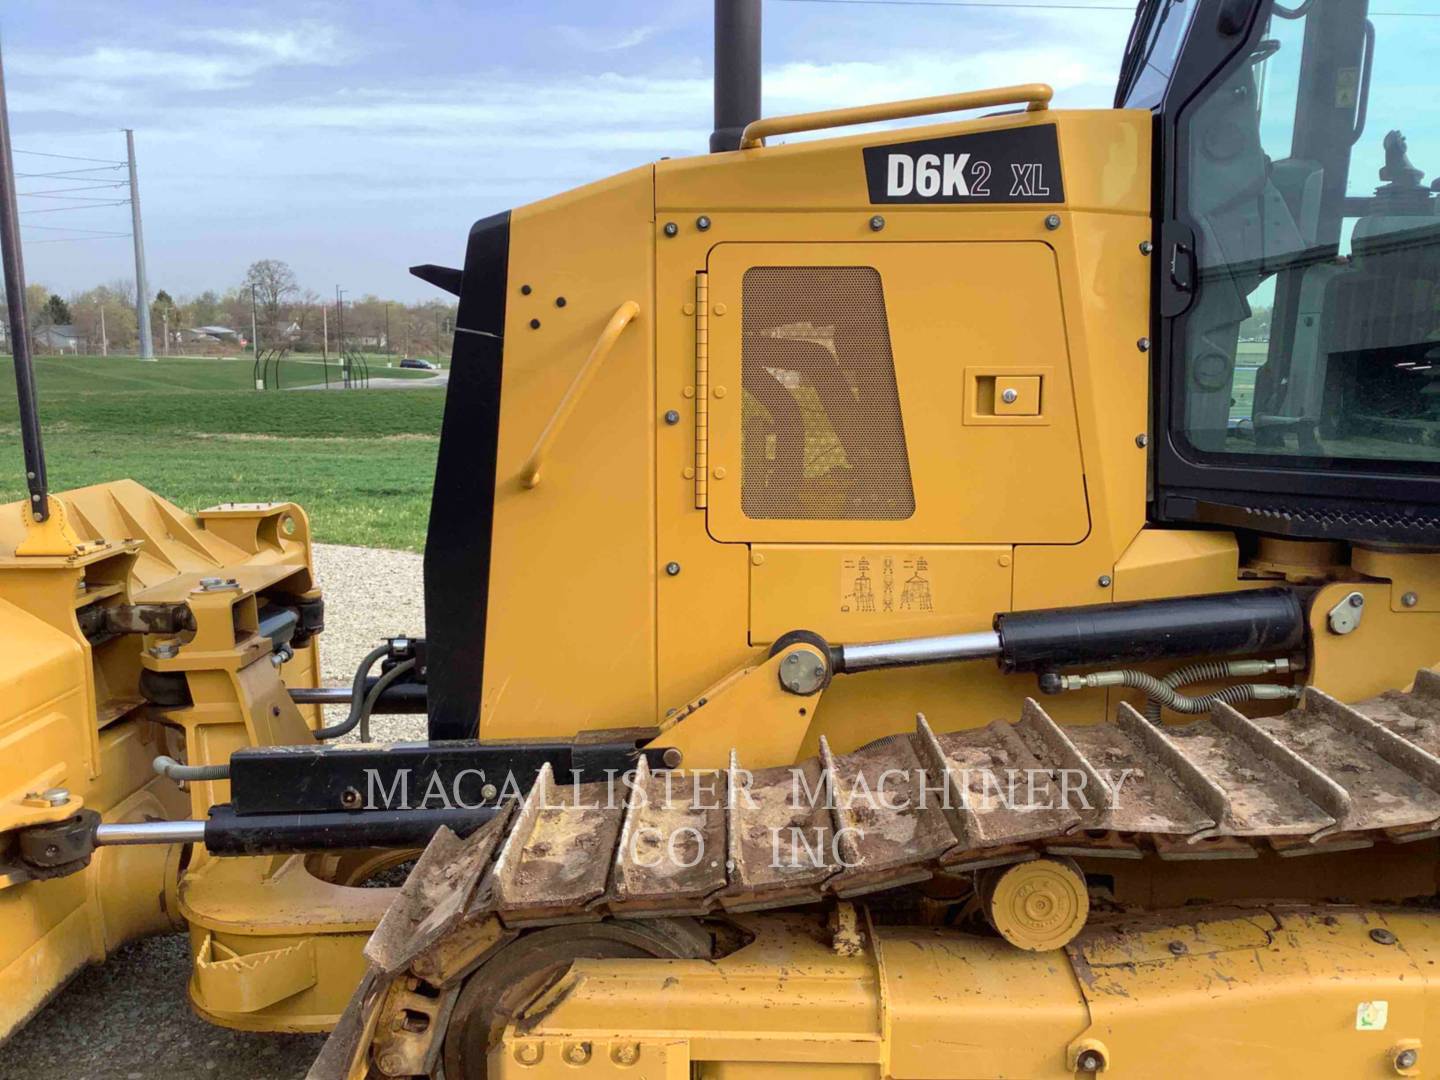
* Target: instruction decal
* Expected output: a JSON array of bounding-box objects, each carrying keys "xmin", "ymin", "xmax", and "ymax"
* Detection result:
[
  {"xmin": 863, "ymin": 124, "xmax": 1064, "ymax": 205},
  {"xmin": 841, "ymin": 554, "xmax": 935, "ymax": 615}
]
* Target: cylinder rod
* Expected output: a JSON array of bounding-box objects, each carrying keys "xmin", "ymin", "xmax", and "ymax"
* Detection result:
[
  {"xmin": 95, "ymin": 820, "xmax": 206, "ymax": 846},
  {"xmin": 836, "ymin": 630, "xmax": 1002, "ymax": 673},
  {"xmin": 711, "ymin": 0, "xmax": 762, "ymax": 152},
  {"xmin": 290, "ymin": 679, "xmax": 427, "ymax": 714},
  {"xmin": 0, "ymin": 42, "xmax": 48, "ymax": 520}
]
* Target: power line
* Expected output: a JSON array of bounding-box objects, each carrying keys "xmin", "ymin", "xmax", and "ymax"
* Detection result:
[
  {"xmin": 24, "ymin": 234, "xmax": 132, "ymax": 245},
  {"xmin": 20, "ymin": 191, "xmax": 129, "ymax": 202},
  {"xmin": 12, "ymin": 147, "xmax": 126, "ymax": 165},
  {"xmin": 22, "ymin": 201, "xmax": 131, "ymax": 214},
  {"xmin": 19, "ymin": 182, "xmax": 129, "ymax": 197},
  {"xmin": 22, "ymin": 223, "xmax": 131, "ymax": 235},
  {"xmin": 773, "ymin": 0, "xmax": 1133, "ymax": 10},
  {"xmin": 15, "ymin": 165, "xmax": 127, "ymax": 180},
  {"xmin": 773, "ymin": 0, "xmax": 1440, "ymax": 11}
]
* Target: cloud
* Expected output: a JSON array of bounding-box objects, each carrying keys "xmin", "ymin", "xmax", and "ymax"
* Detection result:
[
  {"xmin": 179, "ymin": 23, "xmax": 352, "ymax": 64},
  {"xmin": 8, "ymin": 19, "xmax": 353, "ymax": 93},
  {"xmin": 557, "ymin": 23, "xmax": 662, "ymax": 52},
  {"xmin": 10, "ymin": 3, "xmax": 1134, "ymax": 300},
  {"xmin": 121, "ymin": 39, "xmax": 1117, "ymax": 159}
]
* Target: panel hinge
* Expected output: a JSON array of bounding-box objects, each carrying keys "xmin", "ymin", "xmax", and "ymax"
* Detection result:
[{"xmin": 694, "ymin": 272, "xmax": 709, "ymax": 509}]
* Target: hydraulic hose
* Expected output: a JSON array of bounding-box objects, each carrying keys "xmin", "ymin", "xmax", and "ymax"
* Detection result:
[
  {"xmin": 314, "ymin": 656, "xmax": 417, "ymax": 742},
  {"xmin": 312, "ymin": 643, "xmax": 392, "ymax": 740},
  {"xmin": 153, "ymin": 755, "xmax": 230, "ymax": 782},
  {"xmin": 358, "ymin": 659, "xmax": 417, "ymax": 743},
  {"xmin": 1055, "ymin": 666, "xmax": 1299, "ymax": 718},
  {"xmin": 1118, "ymin": 671, "xmax": 1297, "ymax": 715},
  {"xmin": 1142, "ymin": 658, "xmax": 1295, "ymax": 721}
]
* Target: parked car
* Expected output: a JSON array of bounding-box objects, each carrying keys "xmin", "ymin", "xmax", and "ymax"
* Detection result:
[{"xmin": 399, "ymin": 357, "xmax": 438, "ymax": 370}]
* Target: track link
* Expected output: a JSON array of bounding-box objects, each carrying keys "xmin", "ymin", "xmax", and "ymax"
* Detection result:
[{"xmin": 315, "ymin": 673, "xmax": 1440, "ymax": 1077}]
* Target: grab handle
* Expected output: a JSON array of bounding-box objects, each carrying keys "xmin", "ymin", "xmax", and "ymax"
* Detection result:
[
  {"xmin": 739, "ymin": 83, "xmax": 1053, "ymax": 149},
  {"xmin": 520, "ymin": 300, "xmax": 641, "ymax": 489}
]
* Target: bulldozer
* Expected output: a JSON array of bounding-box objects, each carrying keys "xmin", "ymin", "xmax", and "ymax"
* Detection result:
[{"xmin": 5, "ymin": 0, "xmax": 1440, "ymax": 1075}]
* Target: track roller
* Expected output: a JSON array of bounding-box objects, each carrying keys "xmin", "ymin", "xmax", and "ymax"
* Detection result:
[
  {"xmin": 439, "ymin": 919, "xmax": 715, "ymax": 1079},
  {"xmin": 977, "ymin": 855, "xmax": 1089, "ymax": 951}
]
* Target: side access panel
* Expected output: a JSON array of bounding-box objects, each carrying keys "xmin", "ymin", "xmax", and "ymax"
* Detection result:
[{"xmin": 703, "ymin": 240, "xmax": 1089, "ymax": 546}]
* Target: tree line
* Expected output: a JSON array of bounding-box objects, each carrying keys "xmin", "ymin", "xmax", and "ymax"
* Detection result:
[{"xmin": 4, "ymin": 258, "xmax": 459, "ymax": 359}]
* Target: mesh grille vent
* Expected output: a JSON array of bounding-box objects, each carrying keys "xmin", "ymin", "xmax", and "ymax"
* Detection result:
[{"xmin": 740, "ymin": 266, "xmax": 915, "ymax": 520}]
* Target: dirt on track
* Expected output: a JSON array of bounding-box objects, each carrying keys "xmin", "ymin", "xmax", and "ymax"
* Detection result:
[{"xmin": 0, "ymin": 543, "xmax": 427, "ymax": 1080}]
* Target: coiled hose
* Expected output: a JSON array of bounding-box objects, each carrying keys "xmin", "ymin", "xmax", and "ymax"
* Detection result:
[
  {"xmin": 312, "ymin": 643, "xmax": 397, "ymax": 741},
  {"xmin": 1055, "ymin": 658, "xmax": 1298, "ymax": 721},
  {"xmin": 1140, "ymin": 658, "xmax": 1293, "ymax": 721},
  {"xmin": 1122, "ymin": 670, "xmax": 1296, "ymax": 716}
]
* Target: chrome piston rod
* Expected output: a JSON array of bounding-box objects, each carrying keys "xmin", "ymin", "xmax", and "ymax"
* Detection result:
[
  {"xmin": 289, "ymin": 687, "xmax": 354, "ymax": 705},
  {"xmin": 835, "ymin": 630, "xmax": 1002, "ymax": 673},
  {"xmin": 289, "ymin": 681, "xmax": 427, "ymax": 713},
  {"xmin": 94, "ymin": 820, "xmax": 206, "ymax": 846}
]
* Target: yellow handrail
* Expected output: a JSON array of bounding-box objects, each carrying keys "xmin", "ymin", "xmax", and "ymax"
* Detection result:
[
  {"xmin": 520, "ymin": 300, "xmax": 641, "ymax": 489},
  {"xmin": 738, "ymin": 83, "xmax": 1053, "ymax": 149}
]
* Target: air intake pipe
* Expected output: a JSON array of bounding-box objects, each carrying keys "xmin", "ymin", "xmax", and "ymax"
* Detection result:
[
  {"xmin": 711, "ymin": 0, "xmax": 762, "ymax": 152},
  {"xmin": 828, "ymin": 587, "xmax": 1308, "ymax": 675}
]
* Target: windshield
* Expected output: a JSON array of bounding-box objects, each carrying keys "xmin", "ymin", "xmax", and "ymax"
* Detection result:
[
  {"xmin": 1121, "ymin": 0, "xmax": 1201, "ymax": 109},
  {"xmin": 1173, "ymin": 0, "xmax": 1440, "ymax": 471}
]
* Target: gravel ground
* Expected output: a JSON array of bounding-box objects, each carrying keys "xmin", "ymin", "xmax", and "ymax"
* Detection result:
[{"xmin": 0, "ymin": 543, "xmax": 427, "ymax": 1080}]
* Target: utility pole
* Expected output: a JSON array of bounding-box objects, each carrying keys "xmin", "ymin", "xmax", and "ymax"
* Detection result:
[
  {"xmin": 162, "ymin": 309, "xmax": 169, "ymax": 356},
  {"xmin": 335, "ymin": 285, "xmax": 347, "ymax": 388},
  {"xmin": 124, "ymin": 129, "xmax": 154, "ymax": 360},
  {"xmin": 322, "ymin": 304, "xmax": 329, "ymax": 361},
  {"xmin": 0, "ymin": 41, "xmax": 49, "ymax": 520},
  {"xmin": 99, "ymin": 304, "xmax": 107, "ymax": 356},
  {"xmin": 250, "ymin": 284, "xmax": 259, "ymax": 359}
]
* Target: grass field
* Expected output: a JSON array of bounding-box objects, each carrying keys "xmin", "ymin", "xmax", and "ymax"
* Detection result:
[
  {"xmin": 0, "ymin": 356, "xmax": 445, "ymax": 550},
  {"xmin": 8, "ymin": 353, "xmax": 437, "ymax": 393}
]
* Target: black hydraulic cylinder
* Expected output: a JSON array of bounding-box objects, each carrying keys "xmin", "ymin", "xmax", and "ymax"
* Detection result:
[
  {"xmin": 204, "ymin": 803, "xmax": 499, "ymax": 856},
  {"xmin": 710, "ymin": 0, "xmax": 762, "ymax": 152},
  {"xmin": 995, "ymin": 587, "xmax": 1307, "ymax": 673},
  {"xmin": 228, "ymin": 730, "xmax": 669, "ymax": 815}
]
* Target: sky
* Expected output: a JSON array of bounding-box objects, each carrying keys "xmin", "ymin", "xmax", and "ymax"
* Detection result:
[{"xmin": 1, "ymin": 0, "xmax": 1136, "ymax": 303}]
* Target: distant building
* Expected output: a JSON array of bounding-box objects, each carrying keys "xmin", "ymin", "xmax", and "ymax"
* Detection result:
[{"xmin": 34, "ymin": 324, "xmax": 81, "ymax": 353}]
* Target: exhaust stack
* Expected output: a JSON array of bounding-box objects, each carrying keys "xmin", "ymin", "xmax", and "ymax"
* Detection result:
[{"xmin": 710, "ymin": 0, "xmax": 762, "ymax": 152}]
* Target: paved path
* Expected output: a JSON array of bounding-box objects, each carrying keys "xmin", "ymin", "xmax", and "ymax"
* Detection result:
[{"xmin": 289, "ymin": 370, "xmax": 447, "ymax": 390}]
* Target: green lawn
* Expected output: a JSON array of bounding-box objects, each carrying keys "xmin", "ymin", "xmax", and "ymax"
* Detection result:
[
  {"xmin": 3, "ymin": 354, "xmax": 436, "ymax": 393},
  {"xmin": 0, "ymin": 356, "xmax": 445, "ymax": 550}
]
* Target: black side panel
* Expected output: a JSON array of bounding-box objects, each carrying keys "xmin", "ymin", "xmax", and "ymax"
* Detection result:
[
  {"xmin": 424, "ymin": 210, "xmax": 510, "ymax": 739},
  {"xmin": 861, "ymin": 125, "xmax": 1065, "ymax": 205}
]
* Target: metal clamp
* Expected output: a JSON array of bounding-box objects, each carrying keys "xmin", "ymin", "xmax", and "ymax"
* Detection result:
[{"xmin": 1327, "ymin": 591, "xmax": 1366, "ymax": 635}]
